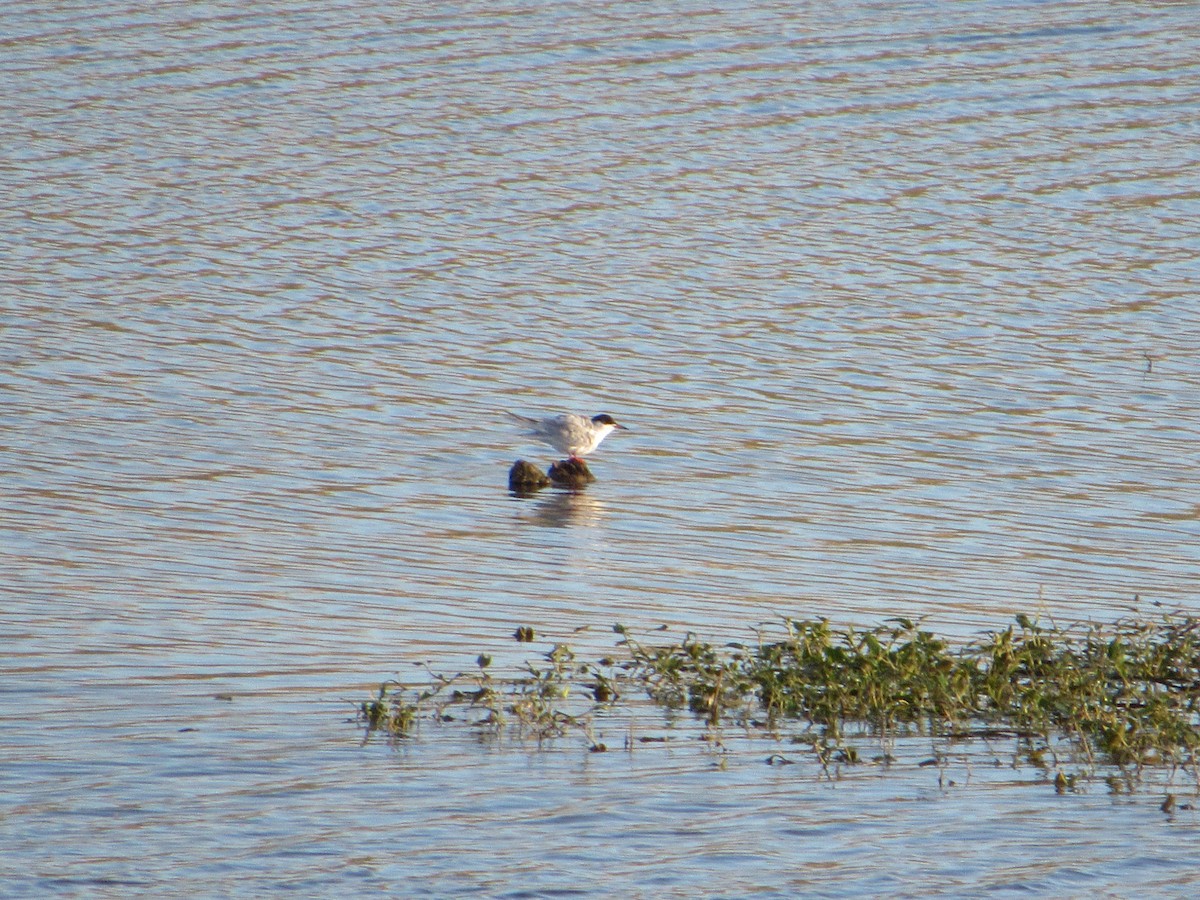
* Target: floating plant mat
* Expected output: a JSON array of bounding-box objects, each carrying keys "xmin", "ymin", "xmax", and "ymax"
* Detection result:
[{"xmin": 358, "ymin": 614, "xmax": 1200, "ymax": 796}]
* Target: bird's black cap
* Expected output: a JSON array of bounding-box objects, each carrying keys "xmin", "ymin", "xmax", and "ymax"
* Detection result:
[{"xmin": 592, "ymin": 413, "xmax": 626, "ymax": 429}]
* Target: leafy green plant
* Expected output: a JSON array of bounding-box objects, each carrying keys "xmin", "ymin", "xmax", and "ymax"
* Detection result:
[{"xmin": 359, "ymin": 613, "xmax": 1200, "ymax": 783}]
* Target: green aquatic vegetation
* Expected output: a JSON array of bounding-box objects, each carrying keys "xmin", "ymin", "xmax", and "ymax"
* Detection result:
[
  {"xmin": 359, "ymin": 682, "xmax": 424, "ymax": 738},
  {"xmin": 358, "ymin": 613, "xmax": 1200, "ymax": 781},
  {"xmin": 616, "ymin": 625, "xmax": 760, "ymax": 726},
  {"xmin": 970, "ymin": 615, "xmax": 1200, "ymax": 768},
  {"xmin": 360, "ymin": 643, "xmax": 617, "ymax": 749},
  {"xmin": 747, "ymin": 618, "xmax": 975, "ymax": 735}
]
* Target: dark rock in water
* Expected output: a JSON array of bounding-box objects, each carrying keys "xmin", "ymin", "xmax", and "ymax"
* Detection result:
[
  {"xmin": 509, "ymin": 458, "xmax": 597, "ymax": 493},
  {"xmin": 509, "ymin": 459, "xmax": 550, "ymax": 494},
  {"xmin": 548, "ymin": 457, "xmax": 595, "ymax": 489}
]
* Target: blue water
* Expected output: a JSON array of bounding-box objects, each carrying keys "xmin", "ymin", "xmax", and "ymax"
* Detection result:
[{"xmin": 4, "ymin": 0, "xmax": 1200, "ymax": 894}]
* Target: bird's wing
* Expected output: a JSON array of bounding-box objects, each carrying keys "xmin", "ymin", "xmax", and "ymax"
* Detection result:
[{"xmin": 507, "ymin": 411, "xmax": 540, "ymax": 426}]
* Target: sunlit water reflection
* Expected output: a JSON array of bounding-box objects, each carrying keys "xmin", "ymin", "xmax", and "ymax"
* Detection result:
[{"xmin": 3, "ymin": 0, "xmax": 1199, "ymax": 894}]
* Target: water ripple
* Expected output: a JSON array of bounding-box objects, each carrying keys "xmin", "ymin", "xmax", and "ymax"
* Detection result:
[{"xmin": 4, "ymin": 0, "xmax": 1200, "ymax": 895}]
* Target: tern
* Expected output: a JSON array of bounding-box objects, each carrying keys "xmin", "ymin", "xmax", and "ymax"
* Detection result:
[{"xmin": 508, "ymin": 412, "xmax": 627, "ymax": 460}]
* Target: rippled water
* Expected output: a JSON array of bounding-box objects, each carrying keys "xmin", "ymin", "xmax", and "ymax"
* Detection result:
[{"xmin": 4, "ymin": 0, "xmax": 1200, "ymax": 895}]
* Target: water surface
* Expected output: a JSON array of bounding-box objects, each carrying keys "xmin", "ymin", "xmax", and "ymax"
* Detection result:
[{"xmin": 3, "ymin": 0, "xmax": 1200, "ymax": 895}]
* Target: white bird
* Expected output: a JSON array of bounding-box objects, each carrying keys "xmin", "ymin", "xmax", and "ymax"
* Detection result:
[{"xmin": 508, "ymin": 412, "xmax": 628, "ymax": 459}]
